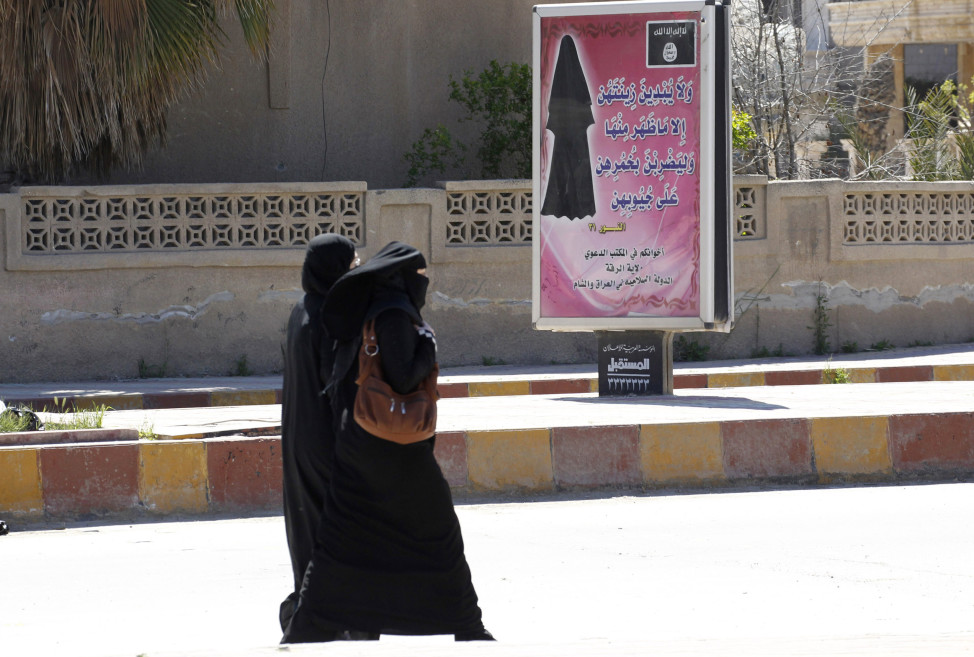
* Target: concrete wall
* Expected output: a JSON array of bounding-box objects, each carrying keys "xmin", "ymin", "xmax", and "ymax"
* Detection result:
[
  {"xmin": 714, "ymin": 177, "xmax": 974, "ymax": 359},
  {"xmin": 0, "ymin": 180, "xmax": 593, "ymax": 383},
  {"xmin": 2, "ymin": 177, "xmax": 974, "ymax": 383}
]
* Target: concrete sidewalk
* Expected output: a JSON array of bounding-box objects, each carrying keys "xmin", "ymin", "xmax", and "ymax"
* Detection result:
[
  {"xmin": 3, "ymin": 381, "xmax": 973, "ymax": 522},
  {"xmin": 67, "ymin": 377, "xmax": 974, "ymax": 436},
  {"xmin": 3, "ymin": 485, "xmax": 974, "ymax": 656},
  {"xmin": 2, "ymin": 344, "xmax": 974, "ymax": 523},
  {"xmin": 2, "ymin": 342, "xmax": 973, "ymax": 411}
]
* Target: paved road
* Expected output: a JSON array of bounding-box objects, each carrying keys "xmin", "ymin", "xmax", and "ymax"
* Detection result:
[{"xmin": 3, "ymin": 483, "xmax": 974, "ymax": 656}]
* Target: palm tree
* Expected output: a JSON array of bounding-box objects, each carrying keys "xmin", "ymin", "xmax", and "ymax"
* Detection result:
[{"xmin": 0, "ymin": 0, "xmax": 272, "ymax": 184}]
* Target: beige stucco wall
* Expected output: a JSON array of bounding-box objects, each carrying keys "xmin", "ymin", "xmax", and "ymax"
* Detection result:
[
  {"xmin": 3, "ymin": 178, "xmax": 974, "ymax": 383},
  {"xmin": 0, "ymin": 181, "xmax": 594, "ymax": 383},
  {"xmin": 715, "ymin": 179, "xmax": 974, "ymax": 358}
]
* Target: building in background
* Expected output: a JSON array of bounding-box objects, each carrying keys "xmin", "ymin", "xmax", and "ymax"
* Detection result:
[{"xmin": 829, "ymin": 0, "xmax": 974, "ymax": 146}]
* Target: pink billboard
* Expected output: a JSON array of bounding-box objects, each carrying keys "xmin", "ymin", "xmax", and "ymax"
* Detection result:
[{"xmin": 533, "ymin": 2, "xmax": 726, "ymax": 331}]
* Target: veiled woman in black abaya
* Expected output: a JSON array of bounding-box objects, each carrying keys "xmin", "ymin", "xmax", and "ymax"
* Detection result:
[
  {"xmin": 280, "ymin": 233, "xmax": 357, "ymax": 630},
  {"xmin": 282, "ymin": 241, "xmax": 493, "ymax": 643}
]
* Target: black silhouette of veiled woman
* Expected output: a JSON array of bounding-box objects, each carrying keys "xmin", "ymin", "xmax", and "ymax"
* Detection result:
[{"xmin": 541, "ymin": 35, "xmax": 596, "ymax": 220}]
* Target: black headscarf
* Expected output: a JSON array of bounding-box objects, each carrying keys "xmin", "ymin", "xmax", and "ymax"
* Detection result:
[
  {"xmin": 300, "ymin": 234, "xmax": 356, "ymax": 324},
  {"xmin": 322, "ymin": 241, "xmax": 428, "ymax": 341},
  {"xmin": 302, "ymin": 234, "xmax": 357, "ymax": 296}
]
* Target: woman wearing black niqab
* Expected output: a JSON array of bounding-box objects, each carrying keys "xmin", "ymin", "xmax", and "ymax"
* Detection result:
[
  {"xmin": 281, "ymin": 241, "xmax": 493, "ymax": 643},
  {"xmin": 280, "ymin": 233, "xmax": 357, "ymax": 630}
]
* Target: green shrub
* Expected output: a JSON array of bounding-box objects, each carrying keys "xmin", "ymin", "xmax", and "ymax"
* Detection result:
[
  {"xmin": 732, "ymin": 109, "xmax": 757, "ymax": 151},
  {"xmin": 906, "ymin": 81, "xmax": 960, "ymax": 181},
  {"xmin": 229, "ymin": 354, "xmax": 253, "ymax": 377},
  {"xmin": 138, "ymin": 358, "xmax": 168, "ymax": 378},
  {"xmin": 808, "ymin": 291, "xmax": 832, "ymax": 356},
  {"xmin": 43, "ymin": 398, "xmax": 109, "ymax": 431},
  {"xmin": 403, "ymin": 126, "xmax": 466, "ymax": 188},
  {"xmin": 674, "ymin": 336, "xmax": 710, "ymax": 362},
  {"xmin": 823, "ymin": 358, "xmax": 851, "ymax": 384},
  {"xmin": 0, "ymin": 407, "xmax": 36, "ymax": 433},
  {"xmin": 750, "ymin": 344, "xmax": 785, "ymax": 359},
  {"xmin": 405, "ymin": 60, "xmax": 531, "ymax": 186}
]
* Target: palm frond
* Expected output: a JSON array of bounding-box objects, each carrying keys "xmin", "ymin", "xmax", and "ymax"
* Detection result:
[
  {"xmin": 222, "ymin": 0, "xmax": 273, "ymax": 58},
  {"xmin": 0, "ymin": 0, "xmax": 274, "ymax": 182}
]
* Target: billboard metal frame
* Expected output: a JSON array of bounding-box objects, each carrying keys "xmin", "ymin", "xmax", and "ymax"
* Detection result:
[{"xmin": 532, "ymin": 0, "xmax": 732, "ymax": 333}]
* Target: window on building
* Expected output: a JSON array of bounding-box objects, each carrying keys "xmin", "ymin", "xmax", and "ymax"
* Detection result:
[{"xmin": 904, "ymin": 43, "xmax": 958, "ymax": 99}]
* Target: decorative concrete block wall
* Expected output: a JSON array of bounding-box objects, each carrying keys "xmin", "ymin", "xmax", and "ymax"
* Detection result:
[{"xmin": 2, "ymin": 178, "xmax": 974, "ymax": 383}]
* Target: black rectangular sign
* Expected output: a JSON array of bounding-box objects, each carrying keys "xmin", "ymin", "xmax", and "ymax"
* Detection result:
[{"xmin": 597, "ymin": 331, "xmax": 666, "ymax": 396}]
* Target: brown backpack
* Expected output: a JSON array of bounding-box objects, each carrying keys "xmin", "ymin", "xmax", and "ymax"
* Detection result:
[{"xmin": 353, "ymin": 319, "xmax": 439, "ymax": 444}]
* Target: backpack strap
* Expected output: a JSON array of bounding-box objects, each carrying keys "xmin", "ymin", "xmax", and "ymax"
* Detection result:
[
  {"xmin": 354, "ymin": 317, "xmax": 440, "ymax": 399},
  {"xmin": 354, "ymin": 319, "xmax": 380, "ymax": 387},
  {"xmin": 361, "ymin": 319, "xmax": 379, "ymax": 356}
]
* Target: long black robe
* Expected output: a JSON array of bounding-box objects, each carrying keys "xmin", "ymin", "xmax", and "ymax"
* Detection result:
[
  {"xmin": 541, "ymin": 34, "xmax": 596, "ymax": 220},
  {"xmin": 281, "ymin": 299, "xmax": 335, "ymax": 592},
  {"xmin": 280, "ymin": 234, "xmax": 356, "ymax": 629},
  {"xmin": 283, "ymin": 243, "xmax": 488, "ymax": 641}
]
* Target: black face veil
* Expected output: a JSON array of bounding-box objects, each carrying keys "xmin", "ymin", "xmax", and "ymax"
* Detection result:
[
  {"xmin": 322, "ymin": 241, "xmax": 428, "ymax": 341},
  {"xmin": 540, "ymin": 35, "xmax": 596, "ymax": 220}
]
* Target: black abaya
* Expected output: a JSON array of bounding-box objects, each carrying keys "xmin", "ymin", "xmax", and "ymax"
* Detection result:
[
  {"xmin": 280, "ymin": 234, "xmax": 356, "ymax": 629},
  {"xmin": 281, "ymin": 300, "xmax": 334, "ymax": 591},
  {"xmin": 283, "ymin": 242, "xmax": 489, "ymax": 642}
]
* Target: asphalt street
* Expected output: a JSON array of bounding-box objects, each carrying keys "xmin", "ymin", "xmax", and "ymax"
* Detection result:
[{"xmin": 3, "ymin": 483, "xmax": 974, "ymax": 656}]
